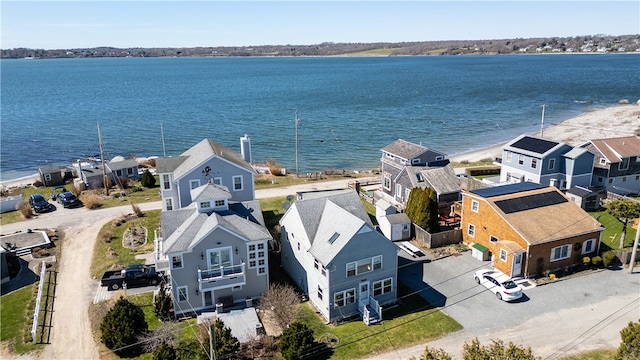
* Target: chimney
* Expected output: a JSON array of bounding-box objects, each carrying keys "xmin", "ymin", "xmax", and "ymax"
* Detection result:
[{"xmin": 240, "ymin": 134, "xmax": 252, "ymax": 164}]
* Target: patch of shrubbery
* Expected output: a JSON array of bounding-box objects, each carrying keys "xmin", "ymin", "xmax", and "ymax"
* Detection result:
[{"xmin": 81, "ymin": 193, "xmax": 101, "ymax": 209}]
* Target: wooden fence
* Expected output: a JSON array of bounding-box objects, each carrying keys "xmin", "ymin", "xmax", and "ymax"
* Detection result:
[{"xmin": 413, "ymin": 224, "xmax": 462, "ymax": 249}]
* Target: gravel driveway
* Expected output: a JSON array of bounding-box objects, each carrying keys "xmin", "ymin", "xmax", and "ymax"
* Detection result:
[{"xmin": 369, "ymin": 251, "xmax": 640, "ymax": 359}]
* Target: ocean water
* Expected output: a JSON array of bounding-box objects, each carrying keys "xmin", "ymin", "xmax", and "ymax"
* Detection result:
[{"xmin": 1, "ymin": 54, "xmax": 638, "ymax": 181}]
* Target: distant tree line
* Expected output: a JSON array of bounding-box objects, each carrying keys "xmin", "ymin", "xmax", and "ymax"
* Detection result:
[{"xmin": 2, "ymin": 34, "xmax": 638, "ymax": 59}]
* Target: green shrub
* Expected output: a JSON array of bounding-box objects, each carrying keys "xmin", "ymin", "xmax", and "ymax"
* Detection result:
[
  {"xmin": 602, "ymin": 251, "xmax": 616, "ymax": 268},
  {"xmin": 592, "ymin": 256, "xmax": 603, "ymax": 268},
  {"xmin": 582, "ymin": 256, "xmax": 591, "ymax": 267},
  {"xmin": 141, "ymin": 170, "xmax": 156, "ymax": 188},
  {"xmin": 100, "ymin": 296, "xmax": 148, "ymax": 356},
  {"xmin": 278, "ymin": 322, "xmax": 315, "ymax": 360}
]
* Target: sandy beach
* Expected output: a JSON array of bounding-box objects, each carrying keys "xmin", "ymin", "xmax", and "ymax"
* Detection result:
[{"xmin": 2, "ymin": 103, "xmax": 639, "ymax": 192}]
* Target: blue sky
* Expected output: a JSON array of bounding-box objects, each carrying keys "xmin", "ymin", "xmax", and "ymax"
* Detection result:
[{"xmin": 2, "ymin": 1, "xmax": 639, "ymax": 49}]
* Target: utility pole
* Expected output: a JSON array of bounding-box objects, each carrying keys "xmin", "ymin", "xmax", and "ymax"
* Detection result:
[
  {"xmin": 209, "ymin": 321, "xmax": 217, "ymax": 360},
  {"xmin": 540, "ymin": 104, "xmax": 546, "ymax": 137},
  {"xmin": 628, "ymin": 224, "xmax": 639, "ymax": 274},
  {"xmin": 295, "ymin": 111, "xmax": 300, "ymax": 178},
  {"xmin": 97, "ymin": 122, "xmax": 109, "ymax": 195},
  {"xmin": 160, "ymin": 122, "xmax": 167, "ymax": 157}
]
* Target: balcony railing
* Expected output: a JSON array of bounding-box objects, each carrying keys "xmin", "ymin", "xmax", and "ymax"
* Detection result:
[{"xmin": 198, "ymin": 263, "xmax": 246, "ymax": 291}]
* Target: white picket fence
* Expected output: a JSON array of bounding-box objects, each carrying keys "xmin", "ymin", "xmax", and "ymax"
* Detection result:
[{"xmin": 32, "ymin": 261, "xmax": 47, "ymax": 344}]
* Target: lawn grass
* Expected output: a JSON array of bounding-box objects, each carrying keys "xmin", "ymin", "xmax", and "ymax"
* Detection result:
[
  {"xmin": 0, "ymin": 286, "xmax": 42, "ymax": 355},
  {"xmin": 90, "ymin": 209, "xmax": 161, "ymax": 279},
  {"xmin": 295, "ymin": 282, "xmax": 462, "ymax": 360},
  {"xmin": 558, "ymin": 349, "xmax": 616, "ymax": 360},
  {"xmin": 590, "ymin": 210, "xmax": 638, "ymax": 250}
]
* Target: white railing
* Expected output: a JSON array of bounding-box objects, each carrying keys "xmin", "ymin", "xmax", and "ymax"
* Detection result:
[
  {"xmin": 198, "ymin": 263, "xmax": 246, "ymax": 291},
  {"xmin": 31, "ymin": 261, "xmax": 47, "ymax": 344}
]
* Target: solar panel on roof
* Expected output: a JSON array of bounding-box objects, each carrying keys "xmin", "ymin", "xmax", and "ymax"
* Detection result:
[
  {"xmin": 471, "ymin": 182, "xmax": 546, "ymax": 198},
  {"xmin": 495, "ymin": 191, "xmax": 568, "ymax": 214},
  {"xmin": 510, "ymin": 136, "xmax": 558, "ymax": 154}
]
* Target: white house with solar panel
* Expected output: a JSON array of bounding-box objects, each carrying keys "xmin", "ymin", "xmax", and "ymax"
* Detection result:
[
  {"xmin": 279, "ymin": 190, "xmax": 399, "ymax": 324},
  {"xmin": 499, "ymin": 134, "xmax": 594, "ymax": 190}
]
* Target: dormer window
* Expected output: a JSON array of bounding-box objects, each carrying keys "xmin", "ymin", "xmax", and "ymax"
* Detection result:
[
  {"xmin": 200, "ymin": 201, "xmax": 211, "ymax": 208},
  {"xmin": 412, "ymin": 158, "xmax": 421, "ymax": 164},
  {"xmin": 619, "ymin": 157, "xmax": 630, "ymax": 171},
  {"xmin": 435, "ymin": 156, "xmax": 444, "ymax": 161},
  {"xmin": 215, "ymin": 200, "xmax": 225, "ymax": 207}
]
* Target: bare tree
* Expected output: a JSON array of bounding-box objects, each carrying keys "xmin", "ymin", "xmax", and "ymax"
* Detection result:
[
  {"xmin": 138, "ymin": 322, "xmax": 180, "ymax": 353},
  {"xmin": 259, "ymin": 283, "xmax": 301, "ymax": 332}
]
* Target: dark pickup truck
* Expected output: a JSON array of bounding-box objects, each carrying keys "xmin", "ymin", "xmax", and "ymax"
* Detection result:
[{"xmin": 101, "ymin": 264, "xmax": 163, "ymax": 290}]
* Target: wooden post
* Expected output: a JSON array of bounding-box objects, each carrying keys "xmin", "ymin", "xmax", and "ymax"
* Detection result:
[{"xmin": 628, "ymin": 225, "xmax": 639, "ymax": 274}]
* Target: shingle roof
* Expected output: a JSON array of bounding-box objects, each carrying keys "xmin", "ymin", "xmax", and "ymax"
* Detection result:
[
  {"xmin": 191, "ymin": 183, "xmax": 231, "ymax": 203},
  {"xmin": 474, "ymin": 186, "xmax": 602, "ymax": 244},
  {"xmin": 589, "ymin": 136, "xmax": 640, "ymax": 162},
  {"xmin": 175, "ymin": 139, "xmax": 255, "ymax": 180},
  {"xmin": 155, "ymin": 156, "xmax": 188, "ymax": 173},
  {"xmin": 411, "ymin": 164, "xmax": 460, "ymax": 195},
  {"xmin": 381, "ymin": 139, "xmax": 429, "ymax": 159},
  {"xmin": 39, "ymin": 165, "xmax": 63, "ymax": 174},
  {"xmin": 566, "ymin": 186, "xmax": 594, "ymax": 198},
  {"xmin": 107, "ymin": 159, "xmax": 138, "ymax": 171},
  {"xmin": 562, "ymin": 147, "xmax": 591, "ymax": 159}
]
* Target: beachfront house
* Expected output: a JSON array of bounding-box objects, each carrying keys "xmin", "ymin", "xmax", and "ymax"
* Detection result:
[
  {"xmin": 380, "ymin": 139, "xmax": 451, "ymax": 209},
  {"xmin": 38, "ymin": 165, "xmax": 66, "ymax": 187},
  {"xmin": 155, "ymin": 138, "xmax": 256, "ymax": 211},
  {"xmin": 499, "ymin": 135, "xmax": 594, "ymax": 190},
  {"xmin": 280, "ymin": 190, "xmax": 399, "ymax": 324},
  {"xmin": 77, "ymin": 159, "xmax": 140, "ymax": 189},
  {"xmin": 581, "ymin": 136, "xmax": 640, "ymax": 196},
  {"xmin": 461, "ymin": 182, "xmax": 603, "ymax": 278},
  {"xmin": 154, "ymin": 182, "xmax": 271, "ymax": 317}
]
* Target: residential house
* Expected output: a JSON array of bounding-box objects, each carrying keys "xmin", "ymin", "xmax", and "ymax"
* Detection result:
[
  {"xmin": 155, "ymin": 138, "xmax": 256, "ymax": 211},
  {"xmin": 78, "ymin": 159, "xmax": 139, "ymax": 189},
  {"xmin": 565, "ymin": 186, "xmax": 601, "ymax": 211},
  {"xmin": 280, "ymin": 190, "xmax": 399, "ymax": 324},
  {"xmin": 38, "ymin": 165, "xmax": 65, "ymax": 186},
  {"xmin": 461, "ymin": 182, "xmax": 603, "ymax": 278},
  {"xmin": 581, "ymin": 136, "xmax": 640, "ymax": 196},
  {"xmin": 499, "ymin": 134, "xmax": 594, "ymax": 190},
  {"xmin": 379, "ymin": 139, "xmax": 453, "ymax": 208},
  {"xmin": 154, "ymin": 183, "xmax": 271, "ymax": 317},
  {"xmin": 106, "ymin": 159, "xmax": 140, "ymax": 183}
]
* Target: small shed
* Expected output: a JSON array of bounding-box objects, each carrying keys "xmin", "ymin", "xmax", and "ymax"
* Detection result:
[
  {"xmin": 375, "ymin": 199, "xmax": 396, "ymax": 223},
  {"xmin": 565, "ymin": 186, "xmax": 600, "ymax": 211},
  {"xmin": 38, "ymin": 165, "xmax": 64, "ymax": 186}
]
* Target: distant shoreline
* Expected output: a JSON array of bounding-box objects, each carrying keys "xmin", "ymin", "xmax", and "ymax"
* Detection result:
[{"xmin": 3, "ymin": 103, "xmax": 638, "ymax": 191}]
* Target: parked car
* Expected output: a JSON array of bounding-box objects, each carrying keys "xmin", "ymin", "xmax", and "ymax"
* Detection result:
[
  {"xmin": 57, "ymin": 191, "xmax": 80, "ymax": 208},
  {"xmin": 29, "ymin": 193, "xmax": 53, "ymax": 213},
  {"xmin": 101, "ymin": 264, "xmax": 163, "ymax": 291},
  {"xmin": 474, "ymin": 269, "xmax": 523, "ymax": 301}
]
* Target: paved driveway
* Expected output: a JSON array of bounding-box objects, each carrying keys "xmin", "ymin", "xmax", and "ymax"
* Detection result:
[{"xmin": 388, "ymin": 250, "xmax": 640, "ymax": 359}]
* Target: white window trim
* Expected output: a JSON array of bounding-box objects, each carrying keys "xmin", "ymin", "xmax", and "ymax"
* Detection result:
[
  {"xmin": 165, "ymin": 198, "xmax": 174, "ymax": 211},
  {"xmin": 550, "ymin": 244, "xmax": 571, "ymax": 262},
  {"xmin": 531, "ymin": 158, "xmax": 537, "ymax": 169},
  {"xmin": 162, "ymin": 174, "xmax": 172, "ymax": 190},
  {"xmin": 396, "ymin": 183, "xmax": 402, "ymax": 198},
  {"xmin": 548, "ymin": 158, "xmax": 556, "ymax": 170},
  {"xmin": 372, "ymin": 278, "xmax": 393, "ymax": 297},
  {"xmin": 412, "ymin": 158, "xmax": 421, "ymax": 164},
  {"xmin": 177, "ymin": 286, "xmax": 188, "ymax": 302},
  {"xmin": 599, "ymin": 158, "xmax": 607, "ymax": 165},
  {"xmin": 190, "ymin": 179, "xmax": 201, "ymax": 189},
  {"xmin": 213, "ymin": 177, "xmax": 222, "ymax": 185},
  {"xmin": 619, "ymin": 158, "xmax": 630, "ymax": 171},
  {"xmin": 171, "ymin": 254, "xmax": 183, "ymax": 269},
  {"xmin": 44, "ymin": 173, "xmax": 52, "ymax": 181},
  {"xmin": 582, "ymin": 239, "xmax": 595, "ymax": 254},
  {"xmin": 207, "ymin": 247, "xmax": 233, "ymax": 269},
  {"xmin": 232, "ymin": 175, "xmax": 243, "ymax": 191},
  {"xmin": 435, "ymin": 155, "xmax": 444, "ymax": 161},
  {"xmin": 506, "ymin": 151, "xmax": 512, "ymax": 162},
  {"xmin": 518, "ymin": 155, "xmax": 524, "ymax": 165},
  {"xmin": 499, "ymin": 249, "xmax": 508, "ymax": 262},
  {"xmin": 468, "ymin": 223, "xmax": 475, "ymax": 237},
  {"xmin": 471, "ymin": 200, "xmax": 479, "ymax": 212},
  {"xmin": 383, "ymin": 175, "xmax": 391, "ymax": 191},
  {"xmin": 333, "ymin": 288, "xmax": 356, "ymax": 308},
  {"xmin": 200, "ymin": 201, "xmax": 211, "ymax": 209}
]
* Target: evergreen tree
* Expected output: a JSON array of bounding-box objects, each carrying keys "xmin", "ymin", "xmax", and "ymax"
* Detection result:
[
  {"xmin": 154, "ymin": 281, "xmax": 172, "ymax": 321},
  {"xmin": 406, "ymin": 187, "xmax": 440, "ymax": 232},
  {"xmin": 616, "ymin": 320, "xmax": 640, "ymax": 360},
  {"xmin": 213, "ymin": 318, "xmax": 240, "ymax": 357},
  {"xmin": 278, "ymin": 322, "xmax": 315, "ymax": 360},
  {"xmin": 141, "ymin": 169, "xmax": 156, "ymax": 188},
  {"xmin": 153, "ymin": 341, "xmax": 176, "ymax": 360},
  {"xmin": 100, "ymin": 296, "xmax": 148, "ymax": 356}
]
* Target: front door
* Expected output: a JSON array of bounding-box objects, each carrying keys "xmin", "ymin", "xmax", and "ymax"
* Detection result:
[
  {"xmin": 359, "ymin": 281, "xmax": 369, "ymax": 303},
  {"xmin": 204, "ymin": 290, "xmax": 214, "ymax": 307},
  {"xmin": 512, "ymin": 252, "xmax": 523, "ymax": 277}
]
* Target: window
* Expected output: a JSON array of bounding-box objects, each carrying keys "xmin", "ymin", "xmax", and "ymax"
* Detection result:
[
  {"xmin": 518, "ymin": 155, "xmax": 524, "ymax": 165},
  {"xmin": 548, "ymin": 158, "xmax": 556, "ymax": 170},
  {"xmin": 435, "ymin": 155, "xmax": 444, "ymax": 161},
  {"xmin": 499, "ymin": 249, "xmax": 508, "ymax": 262},
  {"xmin": 373, "ymin": 278, "xmax": 393, "ymax": 296},
  {"xmin": 233, "ymin": 176, "xmax": 243, "ymax": 191},
  {"xmin": 373, "ymin": 255, "xmax": 382, "ymax": 270},
  {"xmin": 385, "ymin": 153, "xmax": 395, "ymax": 160},
  {"xmin": 190, "ymin": 180, "xmax": 200, "ymax": 189},
  {"xmin": 583, "ymin": 239, "xmax": 595, "ymax": 254},
  {"xmin": 619, "ymin": 157, "xmax": 630, "ymax": 171},
  {"xmin": 551, "ymin": 244, "xmax": 571, "ymax": 261},
  {"xmin": 321, "ymin": 267, "xmax": 327, "ymax": 277},
  {"xmin": 171, "ymin": 254, "xmax": 183, "ymax": 269},
  {"xmin": 200, "ymin": 201, "xmax": 211, "ymax": 208},
  {"xmin": 357, "ymin": 258, "xmax": 372, "ymax": 274},
  {"xmin": 213, "ymin": 177, "xmax": 222, "ymax": 185},
  {"xmin": 314, "ymin": 258, "xmax": 319, "ymax": 269},
  {"xmin": 347, "ymin": 262, "xmax": 356, "ymax": 277},
  {"xmin": 383, "ymin": 176, "xmax": 391, "ymax": 191},
  {"xmin": 317, "ymin": 285, "xmax": 323, "ymax": 300},
  {"xmin": 490, "ymin": 235, "xmax": 498, "ymax": 243},
  {"xmin": 471, "ymin": 200, "xmax": 479, "ymax": 212},
  {"xmin": 506, "ymin": 152, "xmax": 512, "ymax": 162},
  {"xmin": 215, "ymin": 200, "xmax": 225, "ymax": 207},
  {"xmin": 531, "ymin": 158, "xmax": 537, "ymax": 169},
  {"xmin": 247, "ymin": 241, "xmax": 267, "ymax": 275},
  {"xmin": 232, "ymin": 285, "xmax": 242, "ymax": 291},
  {"xmin": 162, "ymin": 174, "xmax": 171, "ymax": 190},
  {"xmin": 165, "ymin": 198, "xmax": 173, "ymax": 211},
  {"xmin": 116, "ymin": 170, "xmax": 122, "ymax": 177},
  {"xmin": 405, "ymin": 188, "xmax": 411, "ymax": 200},
  {"xmin": 177, "ymin": 286, "xmax": 188, "ymax": 302},
  {"xmin": 412, "ymin": 158, "xmax": 421, "ymax": 164},
  {"xmin": 402, "ymin": 223, "xmax": 410, "ymax": 231},
  {"xmin": 208, "ymin": 248, "xmax": 232, "ymax": 269},
  {"xmin": 334, "ymin": 288, "xmax": 356, "ymax": 308},
  {"xmin": 127, "ymin": 167, "xmax": 134, "ymax": 175},
  {"xmin": 44, "ymin": 173, "xmax": 51, "ymax": 182},
  {"xmin": 468, "ymin": 224, "xmax": 475, "ymax": 237},
  {"xmin": 396, "ymin": 184, "xmax": 402, "ymax": 198},
  {"xmin": 600, "ymin": 158, "xmax": 607, "ymax": 165},
  {"xmin": 297, "ymin": 242, "xmax": 300, "ymax": 251}
]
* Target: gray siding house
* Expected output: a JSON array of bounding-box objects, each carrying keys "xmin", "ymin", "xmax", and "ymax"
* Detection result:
[
  {"xmin": 581, "ymin": 136, "xmax": 640, "ymax": 196},
  {"xmin": 155, "ymin": 139, "xmax": 256, "ymax": 211},
  {"xmin": 380, "ymin": 139, "xmax": 450, "ymax": 208},
  {"xmin": 500, "ymin": 135, "xmax": 594, "ymax": 190},
  {"xmin": 38, "ymin": 165, "xmax": 65, "ymax": 186},
  {"xmin": 154, "ymin": 183, "xmax": 271, "ymax": 317},
  {"xmin": 280, "ymin": 190, "xmax": 399, "ymax": 324}
]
